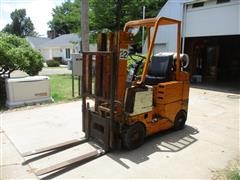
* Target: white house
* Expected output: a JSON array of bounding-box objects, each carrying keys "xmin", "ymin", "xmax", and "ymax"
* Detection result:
[
  {"xmin": 26, "ymin": 36, "xmax": 51, "ymax": 49},
  {"xmin": 152, "ymin": 0, "xmax": 240, "ymax": 82},
  {"xmin": 27, "ymin": 34, "xmax": 81, "ymax": 63}
]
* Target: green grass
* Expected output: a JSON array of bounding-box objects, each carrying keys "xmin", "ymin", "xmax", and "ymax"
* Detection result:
[
  {"xmin": 0, "ymin": 74, "xmax": 80, "ymax": 110},
  {"xmin": 49, "ymin": 74, "xmax": 80, "ymax": 102},
  {"xmin": 212, "ymin": 158, "xmax": 240, "ymax": 180}
]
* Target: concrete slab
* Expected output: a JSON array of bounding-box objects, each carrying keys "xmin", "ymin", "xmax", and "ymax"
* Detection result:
[
  {"xmin": 11, "ymin": 67, "xmax": 71, "ymax": 78},
  {"xmin": 0, "ymin": 132, "xmax": 36, "ymax": 179},
  {"xmin": 0, "ymin": 88, "xmax": 239, "ymax": 179},
  {"xmin": 1, "ymin": 101, "xmax": 84, "ymax": 153}
]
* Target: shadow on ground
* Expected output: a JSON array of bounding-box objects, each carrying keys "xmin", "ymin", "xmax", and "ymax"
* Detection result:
[
  {"xmin": 191, "ymin": 81, "xmax": 240, "ymax": 94},
  {"xmin": 28, "ymin": 125, "xmax": 199, "ymax": 179},
  {"xmin": 108, "ymin": 125, "xmax": 199, "ymax": 169}
]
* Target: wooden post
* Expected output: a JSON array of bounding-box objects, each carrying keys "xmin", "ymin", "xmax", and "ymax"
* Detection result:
[
  {"xmin": 81, "ymin": 0, "xmax": 89, "ymax": 132},
  {"xmin": 81, "ymin": 0, "xmax": 89, "ymax": 51}
]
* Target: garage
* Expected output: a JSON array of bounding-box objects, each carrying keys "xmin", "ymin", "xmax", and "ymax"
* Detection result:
[
  {"xmin": 182, "ymin": 0, "xmax": 240, "ymax": 83},
  {"xmin": 154, "ymin": 0, "xmax": 240, "ymax": 85},
  {"xmin": 184, "ymin": 35, "xmax": 240, "ymax": 82}
]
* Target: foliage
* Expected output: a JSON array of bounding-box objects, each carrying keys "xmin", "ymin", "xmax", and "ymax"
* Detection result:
[
  {"xmin": 0, "ymin": 33, "xmax": 43, "ymax": 76},
  {"xmin": 48, "ymin": 0, "xmax": 80, "ymax": 36},
  {"xmin": 2, "ymin": 9, "xmax": 38, "ymax": 37},
  {"xmin": 89, "ymin": 0, "xmax": 116, "ymax": 31},
  {"xmin": 48, "ymin": 0, "xmax": 166, "ymax": 35},
  {"xmin": 46, "ymin": 60, "xmax": 60, "ymax": 67},
  {"xmin": 212, "ymin": 158, "xmax": 240, "ymax": 180},
  {"xmin": 89, "ymin": 0, "xmax": 167, "ymax": 31},
  {"xmin": 53, "ymin": 57, "xmax": 67, "ymax": 65},
  {"xmin": 49, "ymin": 74, "xmax": 79, "ymax": 102},
  {"xmin": 127, "ymin": 54, "xmax": 146, "ymax": 76}
]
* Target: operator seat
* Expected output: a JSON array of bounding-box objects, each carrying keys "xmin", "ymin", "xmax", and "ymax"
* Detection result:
[{"xmin": 144, "ymin": 54, "xmax": 173, "ymax": 85}]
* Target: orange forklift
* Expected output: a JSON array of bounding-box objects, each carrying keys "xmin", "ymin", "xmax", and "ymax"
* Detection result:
[{"xmin": 22, "ymin": 17, "xmax": 190, "ymax": 176}]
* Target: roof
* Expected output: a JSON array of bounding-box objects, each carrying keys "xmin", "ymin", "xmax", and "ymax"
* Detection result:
[
  {"xmin": 184, "ymin": 0, "xmax": 208, "ymax": 4},
  {"xmin": 40, "ymin": 33, "xmax": 81, "ymax": 48},
  {"xmin": 26, "ymin": 36, "xmax": 51, "ymax": 48}
]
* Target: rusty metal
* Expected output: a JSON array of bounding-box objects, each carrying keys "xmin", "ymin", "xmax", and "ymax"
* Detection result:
[
  {"xmin": 35, "ymin": 149, "xmax": 105, "ymax": 176},
  {"xmin": 82, "ymin": 48, "xmax": 116, "ymax": 151},
  {"xmin": 22, "ymin": 32, "xmax": 125, "ymax": 177},
  {"xmin": 22, "ymin": 138, "xmax": 87, "ymax": 157}
]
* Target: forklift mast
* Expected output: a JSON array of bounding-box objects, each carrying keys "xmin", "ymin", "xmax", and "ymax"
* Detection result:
[{"xmin": 82, "ymin": 32, "xmax": 133, "ymax": 151}]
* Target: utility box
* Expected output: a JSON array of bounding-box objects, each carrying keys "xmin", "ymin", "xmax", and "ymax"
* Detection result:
[
  {"xmin": 72, "ymin": 53, "xmax": 83, "ymax": 76},
  {"xmin": 5, "ymin": 76, "xmax": 52, "ymax": 108}
]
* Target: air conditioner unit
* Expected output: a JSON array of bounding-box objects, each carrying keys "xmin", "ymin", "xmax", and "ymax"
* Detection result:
[
  {"xmin": 5, "ymin": 76, "xmax": 52, "ymax": 108},
  {"xmin": 71, "ymin": 53, "xmax": 83, "ymax": 76}
]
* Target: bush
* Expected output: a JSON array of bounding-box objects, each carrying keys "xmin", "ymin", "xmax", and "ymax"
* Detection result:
[
  {"xmin": 0, "ymin": 32, "xmax": 44, "ymax": 76},
  {"xmin": 127, "ymin": 54, "xmax": 146, "ymax": 74},
  {"xmin": 46, "ymin": 60, "xmax": 60, "ymax": 67},
  {"xmin": 53, "ymin": 57, "xmax": 66, "ymax": 65}
]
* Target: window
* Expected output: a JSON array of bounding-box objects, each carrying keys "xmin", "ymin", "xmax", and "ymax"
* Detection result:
[
  {"xmin": 217, "ymin": 0, "xmax": 230, "ymax": 4},
  {"xmin": 66, "ymin": 48, "xmax": 70, "ymax": 59},
  {"xmin": 192, "ymin": 2, "xmax": 204, "ymax": 8}
]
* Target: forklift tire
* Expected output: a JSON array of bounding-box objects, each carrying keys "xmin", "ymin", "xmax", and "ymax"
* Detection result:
[
  {"xmin": 174, "ymin": 111, "xmax": 187, "ymax": 130},
  {"xmin": 122, "ymin": 123, "xmax": 145, "ymax": 150}
]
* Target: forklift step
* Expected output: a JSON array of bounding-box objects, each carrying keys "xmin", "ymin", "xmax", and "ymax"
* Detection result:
[
  {"xmin": 22, "ymin": 138, "xmax": 87, "ymax": 157},
  {"xmin": 35, "ymin": 148, "xmax": 105, "ymax": 176}
]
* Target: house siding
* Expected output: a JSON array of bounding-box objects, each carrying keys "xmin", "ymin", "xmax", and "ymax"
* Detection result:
[
  {"xmin": 151, "ymin": 0, "xmax": 240, "ymax": 82},
  {"xmin": 185, "ymin": 1, "xmax": 240, "ymax": 37},
  {"xmin": 152, "ymin": 0, "xmax": 240, "ymax": 52}
]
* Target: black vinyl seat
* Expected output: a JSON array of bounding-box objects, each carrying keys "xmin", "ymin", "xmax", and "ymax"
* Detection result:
[{"xmin": 144, "ymin": 55, "xmax": 173, "ymax": 85}]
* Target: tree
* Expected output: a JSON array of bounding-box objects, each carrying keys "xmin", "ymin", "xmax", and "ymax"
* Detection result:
[
  {"xmin": 49, "ymin": 0, "xmax": 166, "ymax": 34},
  {"xmin": 89, "ymin": 0, "xmax": 167, "ymax": 31},
  {"xmin": 48, "ymin": 0, "xmax": 80, "ymax": 36},
  {"xmin": 2, "ymin": 9, "xmax": 38, "ymax": 37},
  {"xmin": 0, "ymin": 33, "xmax": 43, "ymax": 77}
]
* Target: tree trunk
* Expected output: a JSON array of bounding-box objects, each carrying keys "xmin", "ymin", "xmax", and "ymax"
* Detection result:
[
  {"xmin": 115, "ymin": 0, "xmax": 123, "ymax": 31},
  {"xmin": 81, "ymin": 0, "xmax": 89, "ymax": 51}
]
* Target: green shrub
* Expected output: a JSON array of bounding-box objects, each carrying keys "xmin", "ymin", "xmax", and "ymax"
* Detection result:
[
  {"xmin": 0, "ymin": 32, "xmax": 44, "ymax": 76},
  {"xmin": 46, "ymin": 60, "xmax": 60, "ymax": 67},
  {"xmin": 127, "ymin": 54, "xmax": 146, "ymax": 75},
  {"xmin": 53, "ymin": 57, "xmax": 66, "ymax": 65}
]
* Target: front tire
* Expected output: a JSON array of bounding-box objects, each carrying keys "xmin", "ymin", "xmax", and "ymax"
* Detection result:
[
  {"xmin": 122, "ymin": 123, "xmax": 145, "ymax": 150},
  {"xmin": 174, "ymin": 111, "xmax": 187, "ymax": 130}
]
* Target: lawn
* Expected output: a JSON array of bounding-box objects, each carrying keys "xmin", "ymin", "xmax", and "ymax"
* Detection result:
[
  {"xmin": 0, "ymin": 74, "xmax": 80, "ymax": 110},
  {"xmin": 49, "ymin": 74, "xmax": 80, "ymax": 102}
]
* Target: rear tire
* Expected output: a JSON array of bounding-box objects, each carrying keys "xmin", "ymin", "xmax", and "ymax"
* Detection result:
[
  {"xmin": 174, "ymin": 111, "xmax": 187, "ymax": 130},
  {"xmin": 122, "ymin": 123, "xmax": 145, "ymax": 150}
]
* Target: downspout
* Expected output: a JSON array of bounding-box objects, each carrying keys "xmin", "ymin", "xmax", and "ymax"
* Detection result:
[{"xmin": 181, "ymin": 2, "xmax": 187, "ymax": 53}]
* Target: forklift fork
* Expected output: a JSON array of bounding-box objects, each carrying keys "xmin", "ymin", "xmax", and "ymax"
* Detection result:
[
  {"xmin": 21, "ymin": 48, "xmax": 119, "ymax": 176},
  {"xmin": 22, "ymin": 138, "xmax": 87, "ymax": 157}
]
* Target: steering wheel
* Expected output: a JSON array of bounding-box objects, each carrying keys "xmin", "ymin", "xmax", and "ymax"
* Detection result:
[{"xmin": 128, "ymin": 54, "xmax": 146, "ymax": 81}]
